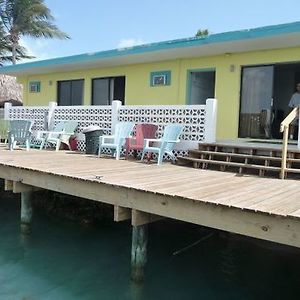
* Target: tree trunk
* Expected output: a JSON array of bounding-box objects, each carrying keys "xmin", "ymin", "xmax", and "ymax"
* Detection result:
[
  {"xmin": 10, "ymin": 32, "xmax": 19, "ymax": 65},
  {"xmin": 12, "ymin": 41, "xmax": 17, "ymax": 65}
]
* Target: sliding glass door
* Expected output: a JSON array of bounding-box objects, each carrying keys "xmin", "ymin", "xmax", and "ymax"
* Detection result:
[{"xmin": 239, "ymin": 66, "xmax": 274, "ymax": 138}]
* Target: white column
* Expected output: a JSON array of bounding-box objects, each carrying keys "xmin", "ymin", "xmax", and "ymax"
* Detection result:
[
  {"xmin": 204, "ymin": 98, "xmax": 218, "ymax": 143},
  {"xmin": 48, "ymin": 101, "xmax": 57, "ymax": 130},
  {"xmin": 111, "ymin": 100, "xmax": 122, "ymax": 134},
  {"xmin": 4, "ymin": 102, "xmax": 12, "ymax": 120}
]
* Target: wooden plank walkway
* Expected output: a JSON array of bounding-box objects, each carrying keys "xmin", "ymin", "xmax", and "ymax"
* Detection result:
[{"xmin": 1, "ymin": 147, "xmax": 300, "ymax": 248}]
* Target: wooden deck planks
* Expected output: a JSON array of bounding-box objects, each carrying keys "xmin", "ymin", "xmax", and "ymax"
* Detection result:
[
  {"xmin": 290, "ymin": 208, "xmax": 300, "ymax": 218},
  {"xmin": 157, "ymin": 175, "xmax": 252, "ymax": 197},
  {"xmin": 196, "ymin": 177, "xmax": 271, "ymax": 205},
  {"xmin": 246, "ymin": 188, "xmax": 300, "ymax": 215},
  {"xmin": 1, "ymin": 149, "xmax": 300, "ymax": 220},
  {"xmin": 131, "ymin": 171, "xmax": 231, "ymax": 191}
]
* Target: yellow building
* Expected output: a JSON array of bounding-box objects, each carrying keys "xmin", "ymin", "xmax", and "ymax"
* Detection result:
[{"xmin": 2, "ymin": 21, "xmax": 300, "ymax": 140}]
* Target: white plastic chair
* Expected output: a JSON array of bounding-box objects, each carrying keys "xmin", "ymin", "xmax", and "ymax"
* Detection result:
[
  {"xmin": 141, "ymin": 124, "xmax": 184, "ymax": 165},
  {"xmin": 8, "ymin": 120, "xmax": 33, "ymax": 151},
  {"xmin": 44, "ymin": 121, "xmax": 78, "ymax": 151},
  {"xmin": 98, "ymin": 122, "xmax": 135, "ymax": 160},
  {"xmin": 35, "ymin": 121, "xmax": 65, "ymax": 150}
]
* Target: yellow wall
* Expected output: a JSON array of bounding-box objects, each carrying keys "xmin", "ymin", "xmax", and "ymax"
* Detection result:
[{"xmin": 18, "ymin": 46, "xmax": 300, "ymax": 139}]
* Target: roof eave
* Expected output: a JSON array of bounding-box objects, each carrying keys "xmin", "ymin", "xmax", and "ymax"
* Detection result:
[{"xmin": 2, "ymin": 21, "xmax": 300, "ymax": 76}]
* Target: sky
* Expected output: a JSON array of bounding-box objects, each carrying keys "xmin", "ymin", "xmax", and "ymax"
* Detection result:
[{"xmin": 20, "ymin": 0, "xmax": 300, "ymax": 62}]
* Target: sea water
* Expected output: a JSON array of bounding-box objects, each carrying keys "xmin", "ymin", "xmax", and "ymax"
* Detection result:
[{"xmin": 1, "ymin": 195, "xmax": 300, "ymax": 300}]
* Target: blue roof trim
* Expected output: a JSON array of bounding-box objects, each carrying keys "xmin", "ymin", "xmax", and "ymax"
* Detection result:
[{"xmin": 2, "ymin": 21, "xmax": 300, "ymax": 73}]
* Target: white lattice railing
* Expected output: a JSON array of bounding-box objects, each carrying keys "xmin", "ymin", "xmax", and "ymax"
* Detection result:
[
  {"xmin": 53, "ymin": 105, "xmax": 112, "ymax": 151},
  {"xmin": 119, "ymin": 104, "xmax": 206, "ymax": 153},
  {"xmin": 7, "ymin": 105, "xmax": 49, "ymax": 132},
  {"xmin": 5, "ymin": 99, "xmax": 218, "ymax": 154}
]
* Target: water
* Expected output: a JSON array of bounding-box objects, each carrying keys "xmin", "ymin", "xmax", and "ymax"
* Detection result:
[{"xmin": 1, "ymin": 195, "xmax": 300, "ymax": 300}]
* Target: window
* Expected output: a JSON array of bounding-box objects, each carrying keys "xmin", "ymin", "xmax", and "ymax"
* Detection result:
[
  {"xmin": 57, "ymin": 79, "xmax": 84, "ymax": 106},
  {"xmin": 92, "ymin": 76, "xmax": 125, "ymax": 105},
  {"xmin": 188, "ymin": 70, "xmax": 215, "ymax": 105},
  {"xmin": 150, "ymin": 71, "xmax": 171, "ymax": 87},
  {"xmin": 29, "ymin": 81, "xmax": 41, "ymax": 93}
]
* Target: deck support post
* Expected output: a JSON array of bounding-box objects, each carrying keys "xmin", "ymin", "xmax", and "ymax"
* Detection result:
[
  {"xmin": 131, "ymin": 224, "xmax": 148, "ymax": 283},
  {"xmin": 20, "ymin": 191, "xmax": 33, "ymax": 235}
]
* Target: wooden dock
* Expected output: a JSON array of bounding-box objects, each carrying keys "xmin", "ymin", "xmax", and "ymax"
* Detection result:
[{"xmin": 1, "ymin": 147, "xmax": 300, "ymax": 249}]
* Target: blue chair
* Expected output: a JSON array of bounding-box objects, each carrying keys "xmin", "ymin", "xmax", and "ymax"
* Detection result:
[
  {"xmin": 141, "ymin": 124, "xmax": 184, "ymax": 165},
  {"xmin": 8, "ymin": 120, "xmax": 33, "ymax": 151},
  {"xmin": 98, "ymin": 122, "xmax": 135, "ymax": 160}
]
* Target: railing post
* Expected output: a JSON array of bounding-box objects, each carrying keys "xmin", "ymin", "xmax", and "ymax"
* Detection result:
[
  {"xmin": 298, "ymin": 107, "xmax": 300, "ymax": 149},
  {"xmin": 47, "ymin": 101, "xmax": 57, "ymax": 130},
  {"xmin": 111, "ymin": 100, "xmax": 122, "ymax": 134},
  {"xmin": 280, "ymin": 126, "xmax": 289, "ymax": 179},
  {"xmin": 280, "ymin": 107, "xmax": 299, "ymax": 179},
  {"xmin": 4, "ymin": 102, "xmax": 12, "ymax": 120},
  {"xmin": 204, "ymin": 98, "xmax": 218, "ymax": 143}
]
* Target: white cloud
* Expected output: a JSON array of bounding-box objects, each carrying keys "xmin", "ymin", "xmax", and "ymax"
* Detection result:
[
  {"xmin": 19, "ymin": 38, "xmax": 53, "ymax": 62},
  {"xmin": 117, "ymin": 38, "xmax": 146, "ymax": 48}
]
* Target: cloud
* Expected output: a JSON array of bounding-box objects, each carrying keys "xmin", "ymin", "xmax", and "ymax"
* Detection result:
[
  {"xmin": 19, "ymin": 38, "xmax": 53, "ymax": 62},
  {"xmin": 117, "ymin": 38, "xmax": 146, "ymax": 48}
]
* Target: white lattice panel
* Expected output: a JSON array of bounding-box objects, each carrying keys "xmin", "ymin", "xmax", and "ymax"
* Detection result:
[
  {"xmin": 7, "ymin": 102, "xmax": 213, "ymax": 159},
  {"xmin": 118, "ymin": 105, "xmax": 206, "ymax": 141},
  {"xmin": 118, "ymin": 105, "xmax": 206, "ymax": 159},
  {"xmin": 8, "ymin": 106, "xmax": 49, "ymax": 131},
  {"xmin": 53, "ymin": 105, "xmax": 112, "ymax": 151}
]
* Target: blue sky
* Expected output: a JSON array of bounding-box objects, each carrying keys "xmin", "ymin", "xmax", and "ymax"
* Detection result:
[{"xmin": 21, "ymin": 0, "xmax": 300, "ymax": 61}]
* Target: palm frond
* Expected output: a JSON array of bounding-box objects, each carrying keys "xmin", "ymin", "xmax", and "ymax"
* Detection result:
[
  {"xmin": 0, "ymin": 0, "xmax": 70, "ymax": 64},
  {"xmin": 26, "ymin": 20, "xmax": 70, "ymax": 39}
]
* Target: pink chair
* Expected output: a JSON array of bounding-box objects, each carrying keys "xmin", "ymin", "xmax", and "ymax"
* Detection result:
[{"xmin": 125, "ymin": 123, "xmax": 158, "ymax": 159}]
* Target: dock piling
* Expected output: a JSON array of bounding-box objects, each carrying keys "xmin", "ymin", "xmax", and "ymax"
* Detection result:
[
  {"xmin": 131, "ymin": 224, "xmax": 148, "ymax": 283},
  {"xmin": 20, "ymin": 191, "xmax": 33, "ymax": 235}
]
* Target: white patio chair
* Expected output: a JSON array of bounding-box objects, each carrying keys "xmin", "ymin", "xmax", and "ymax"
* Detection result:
[
  {"xmin": 8, "ymin": 120, "xmax": 34, "ymax": 151},
  {"xmin": 98, "ymin": 122, "xmax": 135, "ymax": 160},
  {"xmin": 35, "ymin": 121, "xmax": 65, "ymax": 150},
  {"xmin": 41, "ymin": 121, "xmax": 78, "ymax": 151},
  {"xmin": 141, "ymin": 124, "xmax": 184, "ymax": 165}
]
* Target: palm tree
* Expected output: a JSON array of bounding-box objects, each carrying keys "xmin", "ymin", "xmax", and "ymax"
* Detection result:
[
  {"xmin": 0, "ymin": 25, "xmax": 33, "ymax": 65},
  {"xmin": 0, "ymin": 22, "xmax": 9, "ymax": 65},
  {"xmin": 0, "ymin": 21, "xmax": 5, "ymax": 49},
  {"xmin": 195, "ymin": 29, "xmax": 210, "ymax": 38},
  {"xmin": 0, "ymin": 0, "xmax": 69, "ymax": 64}
]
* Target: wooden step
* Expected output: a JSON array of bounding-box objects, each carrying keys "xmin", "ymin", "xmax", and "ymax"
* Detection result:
[
  {"xmin": 189, "ymin": 149, "xmax": 300, "ymax": 163},
  {"xmin": 178, "ymin": 156, "xmax": 281, "ymax": 172},
  {"xmin": 285, "ymin": 168, "xmax": 300, "ymax": 174},
  {"xmin": 198, "ymin": 142, "xmax": 300, "ymax": 154},
  {"xmin": 178, "ymin": 142, "xmax": 300, "ymax": 178}
]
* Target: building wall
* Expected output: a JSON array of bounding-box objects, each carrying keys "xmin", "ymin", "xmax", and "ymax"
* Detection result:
[{"xmin": 17, "ymin": 46, "xmax": 300, "ymax": 139}]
